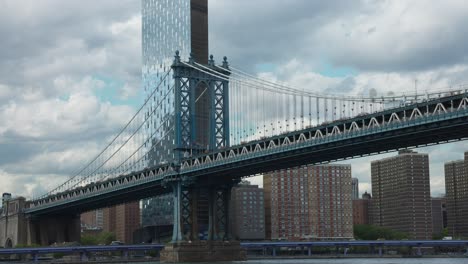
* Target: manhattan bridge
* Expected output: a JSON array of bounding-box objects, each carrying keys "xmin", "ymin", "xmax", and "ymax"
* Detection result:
[
  {"xmin": 27, "ymin": 53, "xmax": 468, "ymax": 237},
  {"xmin": 2, "ymin": 0, "xmax": 468, "ymax": 262}
]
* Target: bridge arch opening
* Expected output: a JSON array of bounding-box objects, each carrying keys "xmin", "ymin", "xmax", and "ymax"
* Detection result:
[
  {"xmin": 194, "ymin": 80, "xmax": 210, "ymax": 152},
  {"xmin": 5, "ymin": 238, "xmax": 13, "ymax": 248}
]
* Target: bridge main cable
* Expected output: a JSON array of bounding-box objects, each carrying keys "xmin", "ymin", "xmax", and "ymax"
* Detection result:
[{"xmin": 37, "ymin": 69, "xmax": 172, "ymax": 200}]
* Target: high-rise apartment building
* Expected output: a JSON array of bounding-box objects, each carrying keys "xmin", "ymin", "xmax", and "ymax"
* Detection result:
[
  {"xmin": 80, "ymin": 209, "xmax": 104, "ymax": 230},
  {"xmin": 371, "ymin": 150, "xmax": 432, "ymax": 240},
  {"xmin": 264, "ymin": 164, "xmax": 353, "ymax": 240},
  {"xmin": 103, "ymin": 202, "xmax": 141, "ymax": 244},
  {"xmin": 445, "ymin": 152, "xmax": 468, "ymax": 237},
  {"xmin": 351, "ymin": 178, "xmax": 359, "ymax": 199},
  {"xmin": 141, "ymin": 0, "xmax": 210, "ymax": 227},
  {"xmin": 230, "ymin": 184, "xmax": 265, "ymax": 240}
]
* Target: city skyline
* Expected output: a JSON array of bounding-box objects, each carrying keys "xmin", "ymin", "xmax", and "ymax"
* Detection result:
[{"xmin": 2, "ymin": 1, "xmax": 468, "ymax": 198}]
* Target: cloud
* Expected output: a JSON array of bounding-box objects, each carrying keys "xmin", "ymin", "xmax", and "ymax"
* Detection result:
[
  {"xmin": 0, "ymin": 1, "xmax": 141, "ymax": 198},
  {"xmin": 2, "ymin": 0, "xmax": 468, "ymax": 201},
  {"xmin": 210, "ymin": 0, "xmax": 468, "ymax": 73},
  {"xmin": 317, "ymin": 1, "xmax": 468, "ymax": 72}
]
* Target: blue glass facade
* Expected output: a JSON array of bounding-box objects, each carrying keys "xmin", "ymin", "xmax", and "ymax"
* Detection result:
[{"xmin": 142, "ymin": 0, "xmax": 191, "ymax": 166}]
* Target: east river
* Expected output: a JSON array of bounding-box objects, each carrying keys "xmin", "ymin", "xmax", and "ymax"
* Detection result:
[{"xmin": 109, "ymin": 258, "xmax": 467, "ymax": 264}]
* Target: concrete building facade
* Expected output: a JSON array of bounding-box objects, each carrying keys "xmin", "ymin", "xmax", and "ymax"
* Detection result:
[
  {"xmin": 264, "ymin": 164, "xmax": 353, "ymax": 240},
  {"xmin": 445, "ymin": 152, "xmax": 468, "ymax": 237},
  {"xmin": 353, "ymin": 192, "xmax": 371, "ymax": 225},
  {"xmin": 103, "ymin": 202, "xmax": 140, "ymax": 244},
  {"xmin": 431, "ymin": 197, "xmax": 447, "ymax": 236},
  {"xmin": 371, "ymin": 150, "xmax": 432, "ymax": 240},
  {"xmin": 80, "ymin": 209, "xmax": 104, "ymax": 230},
  {"xmin": 230, "ymin": 184, "xmax": 265, "ymax": 240}
]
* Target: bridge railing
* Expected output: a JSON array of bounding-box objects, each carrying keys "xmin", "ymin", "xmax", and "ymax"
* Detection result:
[{"xmin": 0, "ymin": 244, "xmax": 164, "ymax": 262}]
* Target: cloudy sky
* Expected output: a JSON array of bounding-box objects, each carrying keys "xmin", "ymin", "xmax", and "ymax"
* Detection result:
[{"xmin": 1, "ymin": 0, "xmax": 468, "ymax": 199}]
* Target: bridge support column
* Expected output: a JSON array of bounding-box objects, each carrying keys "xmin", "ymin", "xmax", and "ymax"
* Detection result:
[
  {"xmin": 160, "ymin": 181, "xmax": 245, "ymax": 262},
  {"xmin": 171, "ymin": 180, "xmax": 183, "ymax": 243},
  {"xmin": 207, "ymin": 185, "xmax": 231, "ymax": 241}
]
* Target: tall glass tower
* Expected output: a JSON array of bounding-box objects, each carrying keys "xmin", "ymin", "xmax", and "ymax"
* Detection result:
[{"xmin": 141, "ymin": 0, "xmax": 209, "ymax": 227}]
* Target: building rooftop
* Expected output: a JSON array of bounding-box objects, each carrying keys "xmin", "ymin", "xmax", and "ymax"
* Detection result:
[
  {"xmin": 371, "ymin": 150, "xmax": 428, "ymax": 164},
  {"xmin": 444, "ymin": 159, "xmax": 464, "ymax": 165}
]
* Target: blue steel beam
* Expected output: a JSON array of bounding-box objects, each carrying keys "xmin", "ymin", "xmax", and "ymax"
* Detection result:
[
  {"xmin": 240, "ymin": 240, "xmax": 468, "ymax": 248},
  {"xmin": 0, "ymin": 244, "xmax": 164, "ymax": 255},
  {"xmin": 1, "ymin": 241, "xmax": 467, "ymax": 256}
]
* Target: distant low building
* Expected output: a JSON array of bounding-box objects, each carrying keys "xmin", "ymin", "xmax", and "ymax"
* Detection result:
[
  {"xmin": 431, "ymin": 197, "xmax": 447, "ymax": 235},
  {"xmin": 353, "ymin": 192, "xmax": 371, "ymax": 225},
  {"xmin": 351, "ymin": 178, "xmax": 359, "ymax": 200}
]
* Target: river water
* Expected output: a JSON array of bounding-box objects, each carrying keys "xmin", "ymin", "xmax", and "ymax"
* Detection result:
[
  {"xmin": 118, "ymin": 258, "xmax": 467, "ymax": 264},
  {"xmin": 234, "ymin": 259, "xmax": 468, "ymax": 264}
]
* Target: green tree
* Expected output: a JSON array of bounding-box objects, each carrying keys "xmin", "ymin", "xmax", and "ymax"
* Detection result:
[
  {"xmin": 432, "ymin": 227, "xmax": 449, "ymax": 240},
  {"xmin": 81, "ymin": 232, "xmax": 116, "ymax": 245},
  {"xmin": 98, "ymin": 232, "xmax": 116, "ymax": 245},
  {"xmin": 354, "ymin": 224, "xmax": 409, "ymax": 240},
  {"xmin": 80, "ymin": 234, "xmax": 99, "ymax": 245}
]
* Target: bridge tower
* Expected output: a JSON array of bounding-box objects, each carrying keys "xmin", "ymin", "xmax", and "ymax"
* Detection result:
[{"xmin": 159, "ymin": 52, "xmax": 245, "ymax": 262}]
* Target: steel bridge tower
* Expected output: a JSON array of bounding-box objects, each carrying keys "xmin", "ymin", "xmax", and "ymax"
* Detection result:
[
  {"xmin": 143, "ymin": 0, "xmax": 244, "ymax": 261},
  {"xmin": 141, "ymin": 0, "xmax": 210, "ymax": 230}
]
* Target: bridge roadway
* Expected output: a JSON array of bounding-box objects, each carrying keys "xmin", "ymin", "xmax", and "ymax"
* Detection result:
[
  {"xmin": 1, "ymin": 240, "xmax": 467, "ymax": 261},
  {"xmin": 28, "ymin": 92, "xmax": 468, "ymax": 215}
]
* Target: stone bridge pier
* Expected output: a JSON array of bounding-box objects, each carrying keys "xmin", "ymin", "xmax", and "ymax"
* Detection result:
[
  {"xmin": 0, "ymin": 195, "xmax": 28, "ymax": 248},
  {"xmin": 27, "ymin": 214, "xmax": 81, "ymax": 246},
  {"xmin": 1, "ymin": 194, "xmax": 80, "ymax": 247}
]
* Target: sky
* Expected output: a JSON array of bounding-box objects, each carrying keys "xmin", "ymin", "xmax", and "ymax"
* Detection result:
[{"xmin": 1, "ymin": 0, "xmax": 468, "ymax": 199}]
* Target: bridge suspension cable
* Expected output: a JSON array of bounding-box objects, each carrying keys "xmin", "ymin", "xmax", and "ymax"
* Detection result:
[
  {"xmin": 36, "ymin": 69, "xmax": 173, "ymax": 200},
  {"xmin": 182, "ymin": 60, "xmax": 468, "ymax": 146},
  {"xmin": 33, "ymin": 54, "xmax": 468, "ymax": 204},
  {"xmin": 67, "ymin": 86, "xmax": 175, "ymax": 189}
]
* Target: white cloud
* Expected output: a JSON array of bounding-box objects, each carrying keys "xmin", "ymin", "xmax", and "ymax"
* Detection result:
[
  {"xmin": 314, "ymin": 1, "xmax": 468, "ymax": 71},
  {"xmin": 2, "ymin": 0, "xmax": 468, "ymax": 201}
]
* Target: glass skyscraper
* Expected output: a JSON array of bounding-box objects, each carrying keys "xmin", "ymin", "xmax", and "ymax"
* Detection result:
[
  {"xmin": 141, "ymin": 0, "xmax": 208, "ymax": 227},
  {"xmin": 142, "ymin": 0, "xmax": 190, "ymax": 165}
]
